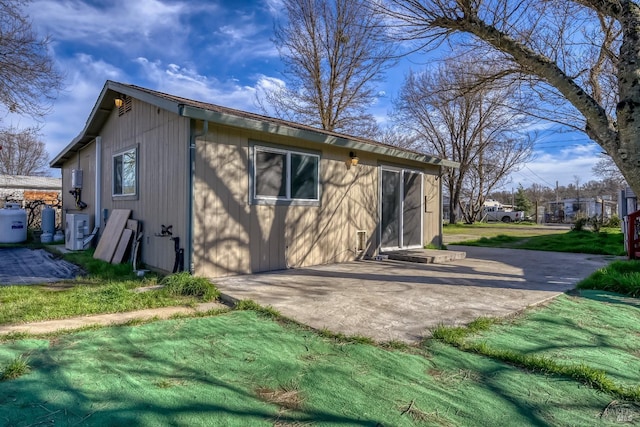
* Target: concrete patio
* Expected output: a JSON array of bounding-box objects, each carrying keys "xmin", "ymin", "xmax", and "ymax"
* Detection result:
[{"xmin": 213, "ymin": 246, "xmax": 617, "ymax": 343}]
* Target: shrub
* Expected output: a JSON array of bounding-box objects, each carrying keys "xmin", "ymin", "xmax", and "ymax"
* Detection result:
[
  {"xmin": 1, "ymin": 356, "xmax": 30, "ymax": 381},
  {"xmin": 161, "ymin": 272, "xmax": 220, "ymax": 300},
  {"xmin": 588, "ymin": 216, "xmax": 602, "ymax": 233},
  {"xmin": 605, "ymin": 215, "xmax": 621, "ymax": 228},
  {"xmin": 572, "ymin": 217, "xmax": 588, "ymax": 232}
]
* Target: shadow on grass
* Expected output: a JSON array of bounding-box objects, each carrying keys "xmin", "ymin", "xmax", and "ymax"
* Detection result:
[
  {"xmin": 576, "ymin": 289, "xmax": 640, "ymax": 308},
  {"xmin": 1, "ymin": 309, "xmax": 621, "ymax": 426},
  {"xmin": 456, "ymin": 291, "xmax": 640, "ymax": 394},
  {"xmin": 1, "ymin": 314, "xmax": 381, "ymax": 426}
]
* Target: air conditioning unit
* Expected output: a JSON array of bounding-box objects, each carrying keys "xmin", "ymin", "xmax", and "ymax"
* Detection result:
[{"xmin": 65, "ymin": 213, "xmax": 90, "ymax": 250}]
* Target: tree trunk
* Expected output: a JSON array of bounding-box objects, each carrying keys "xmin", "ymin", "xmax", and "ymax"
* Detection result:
[{"xmin": 614, "ymin": 1, "xmax": 640, "ymax": 196}]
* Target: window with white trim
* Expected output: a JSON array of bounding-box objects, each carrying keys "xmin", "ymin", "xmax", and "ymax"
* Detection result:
[
  {"xmin": 253, "ymin": 146, "xmax": 319, "ymax": 203},
  {"xmin": 113, "ymin": 147, "xmax": 137, "ymax": 196}
]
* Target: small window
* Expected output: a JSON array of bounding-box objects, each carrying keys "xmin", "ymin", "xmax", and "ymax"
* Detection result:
[
  {"xmin": 253, "ymin": 146, "xmax": 319, "ymax": 204},
  {"xmin": 113, "ymin": 147, "xmax": 137, "ymax": 196}
]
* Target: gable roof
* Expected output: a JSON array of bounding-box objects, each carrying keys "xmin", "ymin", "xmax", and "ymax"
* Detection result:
[{"xmin": 51, "ymin": 80, "xmax": 459, "ymax": 169}]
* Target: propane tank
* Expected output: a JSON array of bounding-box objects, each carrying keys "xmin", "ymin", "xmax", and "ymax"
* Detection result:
[{"xmin": 41, "ymin": 205, "xmax": 55, "ymax": 235}]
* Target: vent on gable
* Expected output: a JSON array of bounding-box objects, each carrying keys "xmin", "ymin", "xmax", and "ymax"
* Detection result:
[{"xmin": 118, "ymin": 95, "xmax": 132, "ymax": 116}]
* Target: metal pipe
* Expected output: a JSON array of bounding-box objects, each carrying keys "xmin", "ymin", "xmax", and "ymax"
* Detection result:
[
  {"xmin": 95, "ymin": 136, "xmax": 102, "ymax": 231},
  {"xmin": 439, "ymin": 166, "xmax": 444, "ymax": 248}
]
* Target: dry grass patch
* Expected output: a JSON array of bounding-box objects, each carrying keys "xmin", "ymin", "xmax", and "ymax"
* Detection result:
[
  {"xmin": 256, "ymin": 385, "xmax": 304, "ymax": 411},
  {"xmin": 600, "ymin": 401, "xmax": 640, "ymax": 423},
  {"xmin": 427, "ymin": 368, "xmax": 482, "ymax": 385},
  {"xmin": 154, "ymin": 379, "xmax": 186, "ymax": 389},
  {"xmin": 399, "ymin": 400, "xmax": 453, "ymax": 425},
  {"xmin": 273, "ymin": 421, "xmax": 313, "ymax": 427}
]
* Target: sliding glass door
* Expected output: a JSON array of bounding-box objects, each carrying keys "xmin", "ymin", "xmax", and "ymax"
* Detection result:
[{"xmin": 381, "ymin": 167, "xmax": 423, "ymax": 250}]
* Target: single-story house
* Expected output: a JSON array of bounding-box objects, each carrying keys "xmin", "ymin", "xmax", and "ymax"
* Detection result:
[
  {"xmin": 51, "ymin": 81, "xmax": 458, "ymax": 277},
  {"xmin": 547, "ymin": 197, "xmax": 617, "ymax": 222}
]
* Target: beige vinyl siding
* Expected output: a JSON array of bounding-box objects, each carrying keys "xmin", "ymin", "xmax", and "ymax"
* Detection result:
[
  {"xmin": 193, "ymin": 125, "xmax": 250, "ymax": 276},
  {"xmin": 95, "ymin": 99, "xmax": 189, "ymax": 272},
  {"xmin": 193, "ymin": 125, "xmax": 380, "ymax": 278},
  {"xmin": 61, "ymin": 142, "xmax": 97, "ymax": 230}
]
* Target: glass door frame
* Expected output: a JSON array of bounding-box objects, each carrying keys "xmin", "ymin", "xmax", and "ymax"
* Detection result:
[{"xmin": 379, "ymin": 165, "xmax": 424, "ymax": 251}]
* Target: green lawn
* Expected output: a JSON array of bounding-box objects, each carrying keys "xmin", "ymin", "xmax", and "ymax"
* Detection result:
[
  {"xmin": 0, "ymin": 250, "xmax": 218, "ymax": 325},
  {"xmin": 444, "ymin": 223, "xmax": 625, "ymax": 256},
  {"xmin": 443, "ymin": 222, "xmax": 565, "ymax": 238}
]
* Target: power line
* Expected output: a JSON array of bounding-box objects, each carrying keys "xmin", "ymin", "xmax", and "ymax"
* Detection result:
[{"xmin": 524, "ymin": 166, "xmax": 556, "ymax": 188}]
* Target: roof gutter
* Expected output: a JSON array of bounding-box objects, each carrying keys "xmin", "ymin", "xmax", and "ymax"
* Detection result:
[{"xmin": 178, "ymin": 105, "xmax": 460, "ymax": 169}]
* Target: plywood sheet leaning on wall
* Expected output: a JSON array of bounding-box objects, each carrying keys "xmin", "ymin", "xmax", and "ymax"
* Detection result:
[
  {"xmin": 93, "ymin": 209, "xmax": 132, "ymax": 262},
  {"xmin": 125, "ymin": 219, "xmax": 139, "ymax": 262},
  {"xmin": 111, "ymin": 228, "xmax": 134, "ymax": 264}
]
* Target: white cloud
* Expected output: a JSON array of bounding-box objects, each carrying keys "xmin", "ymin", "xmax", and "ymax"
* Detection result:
[
  {"xmin": 208, "ymin": 23, "xmax": 279, "ymax": 63},
  {"xmin": 30, "ymin": 0, "xmax": 189, "ymax": 50},
  {"xmin": 264, "ymin": 0, "xmax": 285, "ymax": 17},
  {"xmin": 9, "ymin": 54, "xmax": 129, "ymax": 175},
  {"xmin": 255, "ymin": 75, "xmax": 286, "ymax": 92},
  {"xmin": 510, "ymin": 143, "xmax": 602, "ymax": 188},
  {"xmin": 135, "ymin": 58, "xmax": 267, "ymax": 112},
  {"xmin": 219, "ymin": 24, "xmax": 259, "ymax": 41}
]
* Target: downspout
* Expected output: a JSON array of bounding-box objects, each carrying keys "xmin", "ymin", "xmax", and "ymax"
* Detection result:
[
  {"xmin": 185, "ymin": 112, "xmax": 208, "ymax": 274},
  {"xmin": 95, "ymin": 136, "xmax": 102, "ymax": 231}
]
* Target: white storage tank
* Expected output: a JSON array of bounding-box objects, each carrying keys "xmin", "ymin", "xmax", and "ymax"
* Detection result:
[{"xmin": 0, "ymin": 203, "xmax": 27, "ymax": 243}]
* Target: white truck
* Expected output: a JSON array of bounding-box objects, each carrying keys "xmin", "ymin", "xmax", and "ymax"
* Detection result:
[{"xmin": 483, "ymin": 206, "xmax": 525, "ymax": 223}]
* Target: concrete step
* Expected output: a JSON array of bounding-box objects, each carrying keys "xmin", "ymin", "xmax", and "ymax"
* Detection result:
[{"xmin": 382, "ymin": 249, "xmax": 466, "ymax": 264}]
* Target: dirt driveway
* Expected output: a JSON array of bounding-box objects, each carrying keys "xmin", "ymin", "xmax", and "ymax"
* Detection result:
[{"xmin": 213, "ymin": 246, "xmax": 617, "ymax": 343}]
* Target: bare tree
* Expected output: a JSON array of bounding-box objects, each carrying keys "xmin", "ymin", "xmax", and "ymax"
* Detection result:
[
  {"xmin": 0, "ymin": 0, "xmax": 62, "ymax": 117},
  {"xmin": 377, "ymin": 0, "xmax": 640, "ymax": 200},
  {"xmin": 378, "ymin": 124, "xmax": 422, "ymax": 149},
  {"xmin": 393, "ymin": 60, "xmax": 534, "ymax": 223},
  {"xmin": 0, "ymin": 126, "xmax": 49, "ymax": 175},
  {"xmin": 593, "ymin": 154, "xmax": 626, "ymax": 186},
  {"xmin": 581, "ymin": 178, "xmax": 622, "ymax": 200},
  {"xmin": 260, "ymin": 0, "xmax": 395, "ymax": 137}
]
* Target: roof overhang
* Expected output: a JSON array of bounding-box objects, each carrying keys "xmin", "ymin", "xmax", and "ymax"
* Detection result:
[
  {"xmin": 178, "ymin": 105, "xmax": 460, "ymax": 169},
  {"xmin": 51, "ymin": 80, "xmax": 460, "ymax": 170}
]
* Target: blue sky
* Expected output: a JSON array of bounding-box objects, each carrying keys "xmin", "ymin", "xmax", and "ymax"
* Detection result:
[{"xmin": 5, "ymin": 0, "xmax": 602, "ymax": 188}]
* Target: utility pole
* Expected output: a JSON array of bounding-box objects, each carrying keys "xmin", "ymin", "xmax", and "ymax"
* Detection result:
[{"xmin": 556, "ymin": 180, "xmax": 560, "ymax": 222}]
